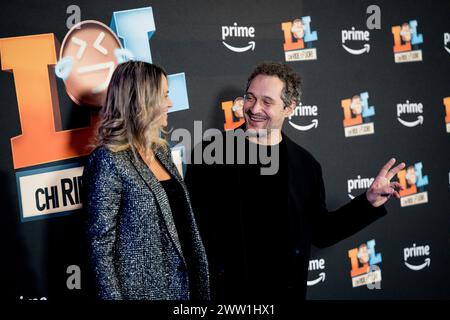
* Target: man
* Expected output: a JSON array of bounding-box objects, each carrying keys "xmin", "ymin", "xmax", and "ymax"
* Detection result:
[{"xmin": 185, "ymin": 62, "xmax": 405, "ymax": 301}]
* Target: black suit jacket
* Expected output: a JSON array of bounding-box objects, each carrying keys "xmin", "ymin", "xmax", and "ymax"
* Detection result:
[{"xmin": 185, "ymin": 129, "xmax": 387, "ymax": 301}]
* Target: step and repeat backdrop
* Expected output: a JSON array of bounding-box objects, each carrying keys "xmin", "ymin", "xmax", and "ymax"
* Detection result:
[{"xmin": 0, "ymin": 0, "xmax": 449, "ymax": 300}]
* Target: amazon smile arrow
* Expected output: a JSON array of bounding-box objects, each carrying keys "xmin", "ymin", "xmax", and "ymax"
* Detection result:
[
  {"xmin": 405, "ymin": 258, "xmax": 431, "ymax": 271},
  {"xmin": 342, "ymin": 43, "xmax": 370, "ymax": 55},
  {"xmin": 397, "ymin": 115, "xmax": 424, "ymax": 127},
  {"xmin": 222, "ymin": 41, "xmax": 255, "ymax": 53},
  {"xmin": 288, "ymin": 119, "xmax": 318, "ymax": 131},
  {"xmin": 307, "ymin": 272, "xmax": 326, "ymax": 286}
]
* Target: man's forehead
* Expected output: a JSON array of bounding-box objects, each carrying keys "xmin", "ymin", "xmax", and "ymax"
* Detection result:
[{"xmin": 248, "ymin": 75, "xmax": 284, "ymax": 94}]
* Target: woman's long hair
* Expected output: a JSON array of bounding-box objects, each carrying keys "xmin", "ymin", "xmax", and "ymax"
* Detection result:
[{"xmin": 95, "ymin": 61, "xmax": 168, "ymax": 157}]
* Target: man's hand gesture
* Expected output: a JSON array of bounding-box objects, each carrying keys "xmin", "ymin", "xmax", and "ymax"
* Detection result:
[{"xmin": 366, "ymin": 158, "xmax": 406, "ymax": 207}]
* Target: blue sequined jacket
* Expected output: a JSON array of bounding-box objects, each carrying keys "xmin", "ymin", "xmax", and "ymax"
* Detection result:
[{"xmin": 83, "ymin": 145, "xmax": 210, "ymax": 300}]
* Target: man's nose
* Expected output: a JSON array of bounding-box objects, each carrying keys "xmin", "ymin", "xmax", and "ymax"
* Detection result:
[{"xmin": 250, "ymin": 99, "xmax": 263, "ymax": 114}]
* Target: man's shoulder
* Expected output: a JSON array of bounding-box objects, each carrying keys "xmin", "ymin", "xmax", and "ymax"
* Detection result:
[{"xmin": 282, "ymin": 132, "xmax": 321, "ymax": 169}]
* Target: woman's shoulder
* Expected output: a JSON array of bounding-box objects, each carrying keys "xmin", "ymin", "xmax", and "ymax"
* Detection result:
[
  {"xmin": 83, "ymin": 146, "xmax": 132, "ymax": 182},
  {"xmin": 86, "ymin": 145, "xmax": 129, "ymax": 166},
  {"xmin": 88, "ymin": 145, "xmax": 113, "ymax": 160}
]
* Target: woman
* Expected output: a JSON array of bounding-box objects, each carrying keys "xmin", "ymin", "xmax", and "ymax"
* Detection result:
[{"xmin": 83, "ymin": 61, "xmax": 210, "ymax": 300}]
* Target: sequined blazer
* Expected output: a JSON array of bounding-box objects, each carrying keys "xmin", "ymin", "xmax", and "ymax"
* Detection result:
[{"xmin": 82, "ymin": 145, "xmax": 210, "ymax": 300}]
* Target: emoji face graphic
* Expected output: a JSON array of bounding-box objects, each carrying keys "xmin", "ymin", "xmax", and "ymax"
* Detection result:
[
  {"xmin": 400, "ymin": 23, "xmax": 412, "ymax": 43},
  {"xmin": 406, "ymin": 166, "xmax": 417, "ymax": 186},
  {"xmin": 350, "ymin": 95, "xmax": 363, "ymax": 115},
  {"xmin": 232, "ymin": 97, "xmax": 245, "ymax": 119},
  {"xmin": 291, "ymin": 19, "xmax": 304, "ymax": 40},
  {"xmin": 59, "ymin": 20, "xmax": 122, "ymax": 107},
  {"xmin": 358, "ymin": 244, "xmax": 370, "ymax": 264}
]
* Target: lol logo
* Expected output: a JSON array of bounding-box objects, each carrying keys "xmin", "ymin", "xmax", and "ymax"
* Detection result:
[
  {"xmin": 1, "ymin": 7, "xmax": 188, "ymax": 221},
  {"xmin": 397, "ymin": 161, "xmax": 429, "ymax": 207},
  {"xmin": 348, "ymin": 239, "xmax": 382, "ymax": 288},
  {"xmin": 0, "ymin": 6, "xmax": 189, "ymax": 169}
]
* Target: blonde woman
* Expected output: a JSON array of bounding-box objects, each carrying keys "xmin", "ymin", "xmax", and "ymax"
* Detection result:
[{"xmin": 83, "ymin": 61, "xmax": 209, "ymax": 300}]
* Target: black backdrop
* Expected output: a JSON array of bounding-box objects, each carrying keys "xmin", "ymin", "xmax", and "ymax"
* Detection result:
[{"xmin": 0, "ymin": 0, "xmax": 449, "ymax": 300}]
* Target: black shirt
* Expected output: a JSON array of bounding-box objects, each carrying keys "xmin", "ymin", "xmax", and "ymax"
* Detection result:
[
  {"xmin": 160, "ymin": 177, "xmax": 195, "ymax": 284},
  {"xmin": 237, "ymin": 138, "xmax": 292, "ymax": 299}
]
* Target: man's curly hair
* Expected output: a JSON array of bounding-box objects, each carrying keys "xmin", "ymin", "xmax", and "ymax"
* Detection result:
[{"xmin": 246, "ymin": 61, "xmax": 302, "ymax": 108}]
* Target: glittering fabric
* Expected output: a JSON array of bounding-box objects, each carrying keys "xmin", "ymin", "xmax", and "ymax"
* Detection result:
[{"xmin": 82, "ymin": 145, "xmax": 210, "ymax": 300}]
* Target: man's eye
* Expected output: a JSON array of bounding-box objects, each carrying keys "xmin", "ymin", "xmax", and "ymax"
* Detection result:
[{"xmin": 263, "ymin": 100, "xmax": 273, "ymax": 106}]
